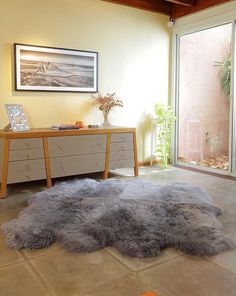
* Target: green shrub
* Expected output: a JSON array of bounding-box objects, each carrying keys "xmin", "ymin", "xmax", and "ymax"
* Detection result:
[{"xmin": 154, "ymin": 104, "xmax": 176, "ymax": 168}]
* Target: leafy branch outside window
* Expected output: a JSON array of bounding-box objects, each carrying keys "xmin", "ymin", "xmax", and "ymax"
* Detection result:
[{"xmin": 214, "ymin": 52, "xmax": 231, "ymax": 100}]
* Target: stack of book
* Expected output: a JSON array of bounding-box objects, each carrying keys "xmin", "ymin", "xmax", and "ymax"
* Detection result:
[{"xmin": 50, "ymin": 124, "xmax": 80, "ymax": 130}]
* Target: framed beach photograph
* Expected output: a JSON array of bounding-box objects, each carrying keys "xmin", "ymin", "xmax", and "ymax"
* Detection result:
[
  {"xmin": 5, "ymin": 104, "xmax": 30, "ymax": 132},
  {"xmin": 14, "ymin": 43, "xmax": 98, "ymax": 92}
]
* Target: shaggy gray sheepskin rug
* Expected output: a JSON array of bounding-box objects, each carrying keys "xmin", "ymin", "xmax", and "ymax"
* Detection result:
[{"xmin": 1, "ymin": 179, "xmax": 235, "ymax": 257}]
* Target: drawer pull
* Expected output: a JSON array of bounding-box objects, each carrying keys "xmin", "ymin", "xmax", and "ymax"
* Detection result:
[
  {"xmin": 57, "ymin": 146, "xmax": 63, "ymax": 151},
  {"xmin": 91, "ymin": 142, "xmax": 102, "ymax": 152},
  {"xmin": 24, "ymin": 143, "xmax": 30, "ymax": 149},
  {"xmin": 120, "ymin": 145, "xmax": 125, "ymax": 151},
  {"xmin": 26, "ymin": 153, "xmax": 30, "ymax": 159},
  {"xmin": 59, "ymin": 166, "xmax": 64, "ymax": 172},
  {"xmin": 120, "ymin": 154, "xmax": 125, "ymax": 160},
  {"xmin": 90, "ymin": 162, "xmax": 100, "ymax": 169},
  {"xmin": 25, "ymin": 165, "xmax": 30, "ymax": 171},
  {"xmin": 26, "ymin": 175, "xmax": 31, "ymax": 181}
]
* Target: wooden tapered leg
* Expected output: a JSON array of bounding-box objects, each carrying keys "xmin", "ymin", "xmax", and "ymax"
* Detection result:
[
  {"xmin": 103, "ymin": 133, "xmax": 111, "ymax": 179},
  {"xmin": 43, "ymin": 137, "xmax": 52, "ymax": 188},
  {"xmin": 133, "ymin": 130, "xmax": 139, "ymax": 177},
  {"xmin": 0, "ymin": 139, "xmax": 10, "ymax": 198}
]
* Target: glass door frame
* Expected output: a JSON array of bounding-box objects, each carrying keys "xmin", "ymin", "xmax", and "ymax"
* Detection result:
[
  {"xmin": 172, "ymin": 19, "xmax": 236, "ymax": 176},
  {"xmin": 232, "ymin": 21, "xmax": 236, "ymax": 173}
]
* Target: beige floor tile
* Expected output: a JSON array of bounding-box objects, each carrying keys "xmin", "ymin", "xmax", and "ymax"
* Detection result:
[
  {"xmin": 31, "ymin": 250, "xmax": 130, "ymax": 296},
  {"xmin": 82, "ymin": 273, "xmax": 170, "ymax": 296},
  {"xmin": 137, "ymin": 175, "xmax": 180, "ymax": 184},
  {"xmin": 0, "ymin": 232, "xmax": 4, "ymax": 245},
  {"xmin": 139, "ymin": 255, "xmax": 236, "ymax": 296},
  {"xmin": 0, "ymin": 262, "xmax": 49, "ymax": 296},
  {"xmin": 105, "ymin": 247, "xmax": 181, "ymax": 271},
  {"xmin": 218, "ymin": 204, "xmax": 236, "ymax": 237},
  {"xmin": 207, "ymin": 247, "xmax": 236, "ymax": 274},
  {"xmin": 0, "ymin": 214, "xmax": 18, "ymax": 245},
  {"xmin": 0, "ymin": 190, "xmax": 32, "ymax": 216},
  {"xmin": 212, "ymin": 182, "xmax": 236, "ymax": 194},
  {"xmin": 222, "ymin": 202, "xmax": 236, "ymax": 214},
  {"xmin": 0, "ymin": 181, "xmax": 45, "ymax": 215},
  {"xmin": 0, "ymin": 244, "xmax": 24, "ymax": 268},
  {"xmin": 0, "ymin": 214, "xmax": 17, "ymax": 223},
  {"xmin": 21, "ymin": 243, "xmax": 64, "ymax": 259},
  {"xmin": 0, "ymin": 207, "xmax": 23, "ymax": 218},
  {"xmin": 205, "ymin": 188, "xmax": 236, "ymax": 206}
]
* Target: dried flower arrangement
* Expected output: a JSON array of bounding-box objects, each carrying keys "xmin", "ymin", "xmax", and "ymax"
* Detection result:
[
  {"xmin": 94, "ymin": 92, "xmax": 123, "ymax": 111},
  {"xmin": 93, "ymin": 92, "xmax": 123, "ymax": 127}
]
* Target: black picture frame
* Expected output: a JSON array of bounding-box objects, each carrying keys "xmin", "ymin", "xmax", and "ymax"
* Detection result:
[{"xmin": 14, "ymin": 43, "xmax": 98, "ymax": 93}]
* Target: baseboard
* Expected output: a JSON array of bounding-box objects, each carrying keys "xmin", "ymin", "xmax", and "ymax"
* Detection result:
[{"xmin": 174, "ymin": 164, "xmax": 236, "ymax": 181}]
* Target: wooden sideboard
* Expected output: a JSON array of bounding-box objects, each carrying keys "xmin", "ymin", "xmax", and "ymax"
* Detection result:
[{"xmin": 0, "ymin": 127, "xmax": 138, "ymax": 198}]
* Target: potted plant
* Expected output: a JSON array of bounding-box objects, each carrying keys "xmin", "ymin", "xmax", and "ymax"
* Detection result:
[{"xmin": 154, "ymin": 103, "xmax": 176, "ymax": 168}]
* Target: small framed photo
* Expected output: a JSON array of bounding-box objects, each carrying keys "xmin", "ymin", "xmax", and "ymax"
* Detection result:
[
  {"xmin": 5, "ymin": 104, "xmax": 30, "ymax": 132},
  {"xmin": 14, "ymin": 43, "xmax": 98, "ymax": 92}
]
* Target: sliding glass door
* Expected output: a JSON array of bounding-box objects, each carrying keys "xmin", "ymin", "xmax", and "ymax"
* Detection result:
[{"xmin": 176, "ymin": 23, "xmax": 235, "ymax": 174}]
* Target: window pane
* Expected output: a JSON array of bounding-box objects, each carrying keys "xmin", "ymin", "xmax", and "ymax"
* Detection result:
[{"xmin": 178, "ymin": 24, "xmax": 231, "ymax": 171}]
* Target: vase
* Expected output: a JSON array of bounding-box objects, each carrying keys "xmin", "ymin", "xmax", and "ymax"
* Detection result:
[{"xmin": 102, "ymin": 110, "xmax": 111, "ymax": 127}]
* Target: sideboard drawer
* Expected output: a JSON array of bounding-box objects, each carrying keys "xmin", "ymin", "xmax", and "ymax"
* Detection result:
[
  {"xmin": 8, "ymin": 159, "xmax": 45, "ymax": 173},
  {"xmin": 7, "ymin": 169, "xmax": 46, "ymax": 184},
  {"xmin": 111, "ymin": 133, "xmax": 133, "ymax": 143},
  {"xmin": 48, "ymin": 135, "xmax": 107, "ymax": 157},
  {"xmin": 10, "ymin": 138, "xmax": 43, "ymax": 150},
  {"xmin": 109, "ymin": 159, "xmax": 134, "ymax": 170},
  {"xmin": 110, "ymin": 150, "xmax": 134, "ymax": 161},
  {"xmin": 50, "ymin": 153, "xmax": 106, "ymax": 178},
  {"xmin": 9, "ymin": 148, "xmax": 44, "ymax": 161},
  {"xmin": 110, "ymin": 142, "xmax": 133, "ymax": 152}
]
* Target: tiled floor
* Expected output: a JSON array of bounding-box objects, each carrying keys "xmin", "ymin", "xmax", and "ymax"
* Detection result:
[{"xmin": 0, "ymin": 166, "xmax": 236, "ymax": 296}]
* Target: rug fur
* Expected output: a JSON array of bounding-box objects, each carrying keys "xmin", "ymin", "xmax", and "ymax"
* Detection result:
[{"xmin": 1, "ymin": 179, "xmax": 234, "ymax": 257}]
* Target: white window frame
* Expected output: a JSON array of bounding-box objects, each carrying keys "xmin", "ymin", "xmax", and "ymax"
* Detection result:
[{"xmin": 171, "ymin": 1, "xmax": 236, "ymax": 176}]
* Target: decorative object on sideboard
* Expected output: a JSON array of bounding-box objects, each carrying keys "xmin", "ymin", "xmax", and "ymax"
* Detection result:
[
  {"xmin": 50, "ymin": 121, "xmax": 84, "ymax": 130},
  {"xmin": 93, "ymin": 92, "xmax": 123, "ymax": 127},
  {"xmin": 88, "ymin": 124, "xmax": 100, "ymax": 128},
  {"xmin": 5, "ymin": 104, "xmax": 30, "ymax": 132},
  {"xmin": 50, "ymin": 124, "xmax": 80, "ymax": 130},
  {"xmin": 14, "ymin": 43, "xmax": 98, "ymax": 93},
  {"xmin": 75, "ymin": 121, "xmax": 84, "ymax": 128}
]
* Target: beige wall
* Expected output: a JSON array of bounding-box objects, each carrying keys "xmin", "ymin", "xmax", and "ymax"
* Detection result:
[{"xmin": 0, "ymin": 0, "xmax": 170, "ymax": 162}]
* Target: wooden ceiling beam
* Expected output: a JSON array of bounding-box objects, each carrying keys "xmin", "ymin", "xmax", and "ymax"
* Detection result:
[
  {"xmin": 102, "ymin": 0, "xmax": 232, "ymax": 19},
  {"xmin": 165, "ymin": 0, "xmax": 196, "ymax": 7},
  {"xmin": 102, "ymin": 0, "xmax": 171, "ymax": 15},
  {"xmin": 171, "ymin": 0, "xmax": 231, "ymax": 19}
]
